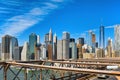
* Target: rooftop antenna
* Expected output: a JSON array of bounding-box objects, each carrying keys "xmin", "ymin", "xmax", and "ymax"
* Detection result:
[{"xmin": 100, "ymin": 18, "xmax": 103, "ymax": 26}]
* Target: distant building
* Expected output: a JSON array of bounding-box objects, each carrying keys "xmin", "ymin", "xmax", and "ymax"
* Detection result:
[
  {"xmin": 62, "ymin": 31, "xmax": 70, "ymax": 40},
  {"xmin": 99, "ymin": 25, "xmax": 105, "ymax": 49},
  {"xmin": 53, "ymin": 33, "xmax": 57, "ymax": 60},
  {"xmin": 21, "ymin": 42, "xmax": 28, "ymax": 61},
  {"xmin": 107, "ymin": 38, "xmax": 113, "ymax": 57},
  {"xmin": 62, "ymin": 32, "xmax": 70, "ymax": 59},
  {"xmin": 29, "ymin": 33, "xmax": 37, "ymax": 60},
  {"xmin": 14, "ymin": 47, "xmax": 20, "ymax": 60},
  {"xmin": 10, "ymin": 37, "xmax": 18, "ymax": 60},
  {"xmin": 49, "ymin": 28, "xmax": 53, "ymax": 44},
  {"xmin": 40, "ymin": 44, "xmax": 47, "ymax": 59},
  {"xmin": 48, "ymin": 44, "xmax": 53, "ymax": 60},
  {"xmin": 44, "ymin": 29, "xmax": 53, "ymax": 59},
  {"xmin": 69, "ymin": 38, "xmax": 77, "ymax": 59},
  {"xmin": 57, "ymin": 40, "xmax": 63, "ymax": 59},
  {"xmin": 77, "ymin": 38, "xmax": 84, "ymax": 59},
  {"xmin": 77, "ymin": 38, "xmax": 84, "ymax": 45},
  {"xmin": 2, "ymin": 35, "xmax": 12, "ymax": 60},
  {"xmin": 83, "ymin": 53, "xmax": 95, "ymax": 59},
  {"xmin": 114, "ymin": 25, "xmax": 120, "ymax": 57},
  {"xmin": 91, "ymin": 33, "xmax": 96, "ymax": 53},
  {"xmin": 96, "ymin": 48, "xmax": 105, "ymax": 58},
  {"xmin": 0, "ymin": 43, "xmax": 1, "ymax": 60}
]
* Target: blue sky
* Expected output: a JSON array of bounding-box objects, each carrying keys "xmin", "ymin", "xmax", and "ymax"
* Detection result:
[{"xmin": 0, "ymin": 0, "xmax": 120, "ymax": 46}]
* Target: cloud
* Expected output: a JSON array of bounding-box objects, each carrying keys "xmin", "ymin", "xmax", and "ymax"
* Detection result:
[
  {"xmin": 51, "ymin": 0, "xmax": 64, "ymax": 2},
  {"xmin": 0, "ymin": 0, "xmax": 69, "ymax": 37},
  {"xmin": 105, "ymin": 25, "xmax": 115, "ymax": 29}
]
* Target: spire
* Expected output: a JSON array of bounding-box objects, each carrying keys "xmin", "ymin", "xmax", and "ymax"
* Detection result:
[
  {"xmin": 54, "ymin": 33, "xmax": 56, "ymax": 37},
  {"xmin": 49, "ymin": 28, "xmax": 52, "ymax": 33}
]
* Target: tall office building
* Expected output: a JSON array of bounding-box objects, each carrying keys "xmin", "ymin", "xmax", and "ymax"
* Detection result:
[
  {"xmin": 77, "ymin": 38, "xmax": 84, "ymax": 45},
  {"xmin": 96, "ymin": 48, "xmax": 105, "ymax": 58},
  {"xmin": 62, "ymin": 32, "xmax": 70, "ymax": 59},
  {"xmin": 99, "ymin": 25, "xmax": 105, "ymax": 49},
  {"xmin": 0, "ymin": 43, "xmax": 1, "ymax": 60},
  {"xmin": 48, "ymin": 44, "xmax": 53, "ymax": 60},
  {"xmin": 40, "ymin": 44, "xmax": 47, "ymax": 59},
  {"xmin": 45, "ymin": 33, "xmax": 49, "ymax": 45},
  {"xmin": 29, "ymin": 33, "xmax": 37, "ymax": 60},
  {"xmin": 77, "ymin": 38, "xmax": 84, "ymax": 59},
  {"xmin": 13, "ymin": 47, "xmax": 20, "ymax": 60},
  {"xmin": 69, "ymin": 38, "xmax": 77, "ymax": 59},
  {"xmin": 2, "ymin": 35, "xmax": 12, "ymax": 60},
  {"xmin": 10, "ymin": 37, "xmax": 18, "ymax": 60},
  {"xmin": 37, "ymin": 35, "xmax": 40, "ymax": 44},
  {"xmin": 53, "ymin": 33, "xmax": 57, "ymax": 60},
  {"xmin": 91, "ymin": 33, "xmax": 96, "ymax": 53},
  {"xmin": 49, "ymin": 28, "xmax": 53, "ymax": 44},
  {"xmin": 114, "ymin": 25, "xmax": 120, "ymax": 56},
  {"xmin": 57, "ymin": 40, "xmax": 63, "ymax": 59},
  {"xmin": 107, "ymin": 38, "xmax": 113, "ymax": 57},
  {"xmin": 21, "ymin": 42, "xmax": 28, "ymax": 61},
  {"xmin": 62, "ymin": 31, "xmax": 70, "ymax": 40}
]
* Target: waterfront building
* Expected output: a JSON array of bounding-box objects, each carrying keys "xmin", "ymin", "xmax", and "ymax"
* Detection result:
[
  {"xmin": 114, "ymin": 25, "xmax": 120, "ymax": 57},
  {"xmin": 62, "ymin": 32, "xmax": 70, "ymax": 59},
  {"xmin": 1, "ymin": 35, "xmax": 12, "ymax": 60},
  {"xmin": 13, "ymin": 47, "xmax": 20, "ymax": 60},
  {"xmin": 57, "ymin": 40, "xmax": 63, "ymax": 59},
  {"xmin": 19, "ymin": 46, "xmax": 23, "ymax": 60},
  {"xmin": 21, "ymin": 42, "xmax": 28, "ymax": 61},
  {"xmin": 10, "ymin": 37, "xmax": 18, "ymax": 60},
  {"xmin": 40, "ymin": 44, "xmax": 47, "ymax": 59},
  {"xmin": 29, "ymin": 33, "xmax": 37, "ymax": 60},
  {"xmin": 99, "ymin": 25, "xmax": 105, "ymax": 49},
  {"xmin": 48, "ymin": 44, "xmax": 53, "ymax": 60},
  {"xmin": 96, "ymin": 48, "xmax": 105, "ymax": 58},
  {"xmin": 77, "ymin": 38, "xmax": 84, "ymax": 59},
  {"xmin": 83, "ymin": 53, "xmax": 95, "ymax": 59},
  {"xmin": 107, "ymin": 38, "xmax": 113, "ymax": 57},
  {"xmin": 0, "ymin": 43, "xmax": 1, "ymax": 60},
  {"xmin": 91, "ymin": 33, "xmax": 96, "ymax": 53},
  {"xmin": 53, "ymin": 33, "xmax": 57, "ymax": 60},
  {"xmin": 77, "ymin": 38, "xmax": 84, "ymax": 45},
  {"xmin": 69, "ymin": 38, "xmax": 77, "ymax": 59},
  {"xmin": 49, "ymin": 28, "xmax": 53, "ymax": 44}
]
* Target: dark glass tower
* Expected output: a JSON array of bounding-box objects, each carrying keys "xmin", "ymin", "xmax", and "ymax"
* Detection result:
[
  {"xmin": 2, "ymin": 35, "xmax": 12, "ymax": 60},
  {"xmin": 29, "ymin": 33, "xmax": 37, "ymax": 59},
  {"xmin": 99, "ymin": 26, "xmax": 105, "ymax": 49}
]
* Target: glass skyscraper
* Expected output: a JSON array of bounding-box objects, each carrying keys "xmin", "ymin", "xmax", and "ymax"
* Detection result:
[{"xmin": 29, "ymin": 33, "xmax": 37, "ymax": 59}]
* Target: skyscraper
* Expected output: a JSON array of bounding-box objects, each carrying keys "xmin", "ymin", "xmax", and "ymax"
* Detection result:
[
  {"xmin": 10, "ymin": 37, "xmax": 18, "ymax": 60},
  {"xmin": 53, "ymin": 33, "xmax": 57, "ymax": 60},
  {"xmin": 29, "ymin": 33, "xmax": 37, "ymax": 60},
  {"xmin": 91, "ymin": 33, "xmax": 96, "ymax": 53},
  {"xmin": 62, "ymin": 32, "xmax": 70, "ymax": 59},
  {"xmin": 62, "ymin": 31, "xmax": 70, "ymax": 40},
  {"xmin": 21, "ymin": 42, "xmax": 28, "ymax": 61},
  {"xmin": 99, "ymin": 25, "xmax": 105, "ymax": 49},
  {"xmin": 77, "ymin": 38, "xmax": 84, "ymax": 59},
  {"xmin": 2, "ymin": 35, "xmax": 12, "ymax": 60},
  {"xmin": 107, "ymin": 38, "xmax": 113, "ymax": 57},
  {"xmin": 114, "ymin": 25, "xmax": 120, "ymax": 56},
  {"xmin": 49, "ymin": 28, "xmax": 53, "ymax": 44},
  {"xmin": 57, "ymin": 40, "xmax": 63, "ymax": 59},
  {"xmin": 69, "ymin": 38, "xmax": 77, "ymax": 59}
]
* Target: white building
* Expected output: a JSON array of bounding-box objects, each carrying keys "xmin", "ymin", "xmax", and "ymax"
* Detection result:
[{"xmin": 21, "ymin": 42, "xmax": 28, "ymax": 61}]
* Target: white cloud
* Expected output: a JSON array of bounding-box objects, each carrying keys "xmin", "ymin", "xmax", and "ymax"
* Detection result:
[
  {"xmin": 0, "ymin": 1, "xmax": 68, "ymax": 37},
  {"xmin": 105, "ymin": 25, "xmax": 115, "ymax": 29},
  {"xmin": 51, "ymin": 0, "xmax": 64, "ymax": 2}
]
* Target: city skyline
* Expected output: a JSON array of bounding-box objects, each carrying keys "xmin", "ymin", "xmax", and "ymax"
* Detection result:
[{"xmin": 0, "ymin": 0, "xmax": 120, "ymax": 45}]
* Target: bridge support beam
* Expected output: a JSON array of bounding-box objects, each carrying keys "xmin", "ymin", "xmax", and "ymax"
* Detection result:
[{"xmin": 24, "ymin": 68, "xmax": 27, "ymax": 80}]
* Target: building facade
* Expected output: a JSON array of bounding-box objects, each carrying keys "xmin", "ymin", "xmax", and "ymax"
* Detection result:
[{"xmin": 29, "ymin": 33, "xmax": 37, "ymax": 60}]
